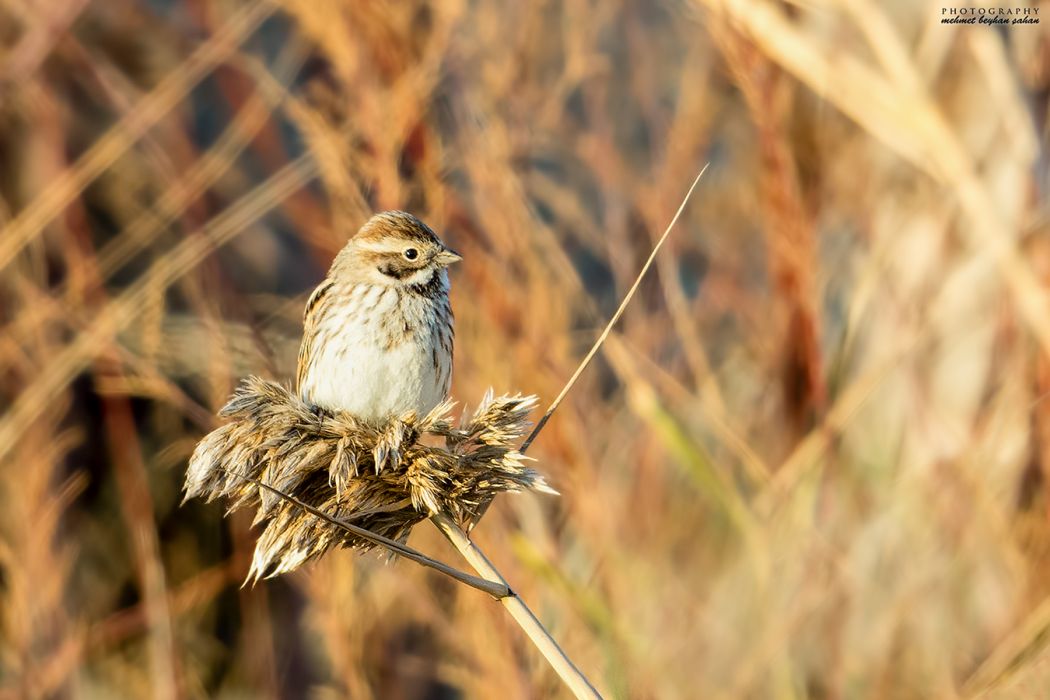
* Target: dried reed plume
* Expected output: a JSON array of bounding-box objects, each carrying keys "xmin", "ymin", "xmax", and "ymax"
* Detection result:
[{"xmin": 184, "ymin": 376, "xmax": 555, "ymax": 581}]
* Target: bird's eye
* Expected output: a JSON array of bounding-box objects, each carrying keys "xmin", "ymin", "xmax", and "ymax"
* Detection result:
[{"xmin": 403, "ymin": 248, "xmax": 419, "ymax": 260}]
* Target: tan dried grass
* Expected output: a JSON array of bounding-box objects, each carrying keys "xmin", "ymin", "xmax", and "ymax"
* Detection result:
[{"xmin": 184, "ymin": 376, "xmax": 553, "ymax": 581}]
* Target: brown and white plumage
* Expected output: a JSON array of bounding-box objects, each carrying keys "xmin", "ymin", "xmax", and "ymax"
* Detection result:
[{"xmin": 296, "ymin": 211, "xmax": 460, "ymax": 422}]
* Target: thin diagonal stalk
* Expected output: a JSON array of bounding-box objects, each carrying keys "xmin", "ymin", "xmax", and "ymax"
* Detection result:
[
  {"xmin": 445, "ymin": 166, "xmax": 710, "ymax": 697},
  {"xmin": 217, "ymin": 467, "xmax": 510, "ymax": 599},
  {"xmin": 431, "ymin": 513, "xmax": 602, "ymax": 700},
  {"xmin": 519, "ymin": 163, "xmax": 709, "ymax": 453}
]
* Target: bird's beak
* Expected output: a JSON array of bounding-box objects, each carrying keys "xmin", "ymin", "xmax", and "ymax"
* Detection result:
[{"xmin": 435, "ymin": 247, "xmax": 462, "ymax": 267}]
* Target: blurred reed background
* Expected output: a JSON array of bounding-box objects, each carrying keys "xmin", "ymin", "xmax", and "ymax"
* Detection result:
[{"xmin": 1, "ymin": 0, "xmax": 1049, "ymax": 697}]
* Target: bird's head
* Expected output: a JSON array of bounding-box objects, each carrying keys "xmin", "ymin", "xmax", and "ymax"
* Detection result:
[{"xmin": 333, "ymin": 211, "xmax": 461, "ymax": 287}]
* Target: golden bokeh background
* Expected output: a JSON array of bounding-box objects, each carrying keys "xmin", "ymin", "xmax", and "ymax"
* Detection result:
[{"xmin": 2, "ymin": 1, "xmax": 1050, "ymax": 697}]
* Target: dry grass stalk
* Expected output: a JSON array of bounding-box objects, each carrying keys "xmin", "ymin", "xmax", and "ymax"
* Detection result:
[
  {"xmin": 432, "ymin": 513, "xmax": 603, "ymax": 700},
  {"xmin": 184, "ymin": 375, "xmax": 554, "ymax": 581},
  {"xmin": 424, "ymin": 168, "xmax": 710, "ymax": 700},
  {"xmin": 519, "ymin": 164, "xmax": 709, "ymax": 454},
  {"xmin": 183, "ymin": 376, "xmax": 597, "ymax": 696},
  {"xmin": 221, "ymin": 468, "xmax": 511, "ymax": 598}
]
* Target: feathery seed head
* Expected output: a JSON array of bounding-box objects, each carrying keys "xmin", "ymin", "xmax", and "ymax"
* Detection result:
[{"xmin": 184, "ymin": 377, "xmax": 555, "ymax": 582}]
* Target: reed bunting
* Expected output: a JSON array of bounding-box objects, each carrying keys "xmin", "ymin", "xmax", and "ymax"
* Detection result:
[{"xmin": 296, "ymin": 211, "xmax": 460, "ymax": 422}]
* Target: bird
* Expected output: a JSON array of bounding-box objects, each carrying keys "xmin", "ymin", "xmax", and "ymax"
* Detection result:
[{"xmin": 295, "ymin": 211, "xmax": 461, "ymax": 423}]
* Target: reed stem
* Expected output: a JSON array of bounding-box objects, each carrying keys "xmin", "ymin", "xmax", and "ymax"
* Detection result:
[{"xmin": 431, "ymin": 513, "xmax": 602, "ymax": 700}]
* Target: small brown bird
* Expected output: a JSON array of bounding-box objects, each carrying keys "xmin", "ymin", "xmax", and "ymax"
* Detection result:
[{"xmin": 296, "ymin": 211, "xmax": 461, "ymax": 423}]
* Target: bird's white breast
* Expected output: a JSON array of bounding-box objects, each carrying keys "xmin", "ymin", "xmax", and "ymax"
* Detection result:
[{"xmin": 300, "ymin": 280, "xmax": 452, "ymax": 423}]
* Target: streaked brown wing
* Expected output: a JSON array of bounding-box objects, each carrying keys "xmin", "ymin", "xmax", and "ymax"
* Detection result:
[{"xmin": 296, "ymin": 280, "xmax": 334, "ymax": 395}]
